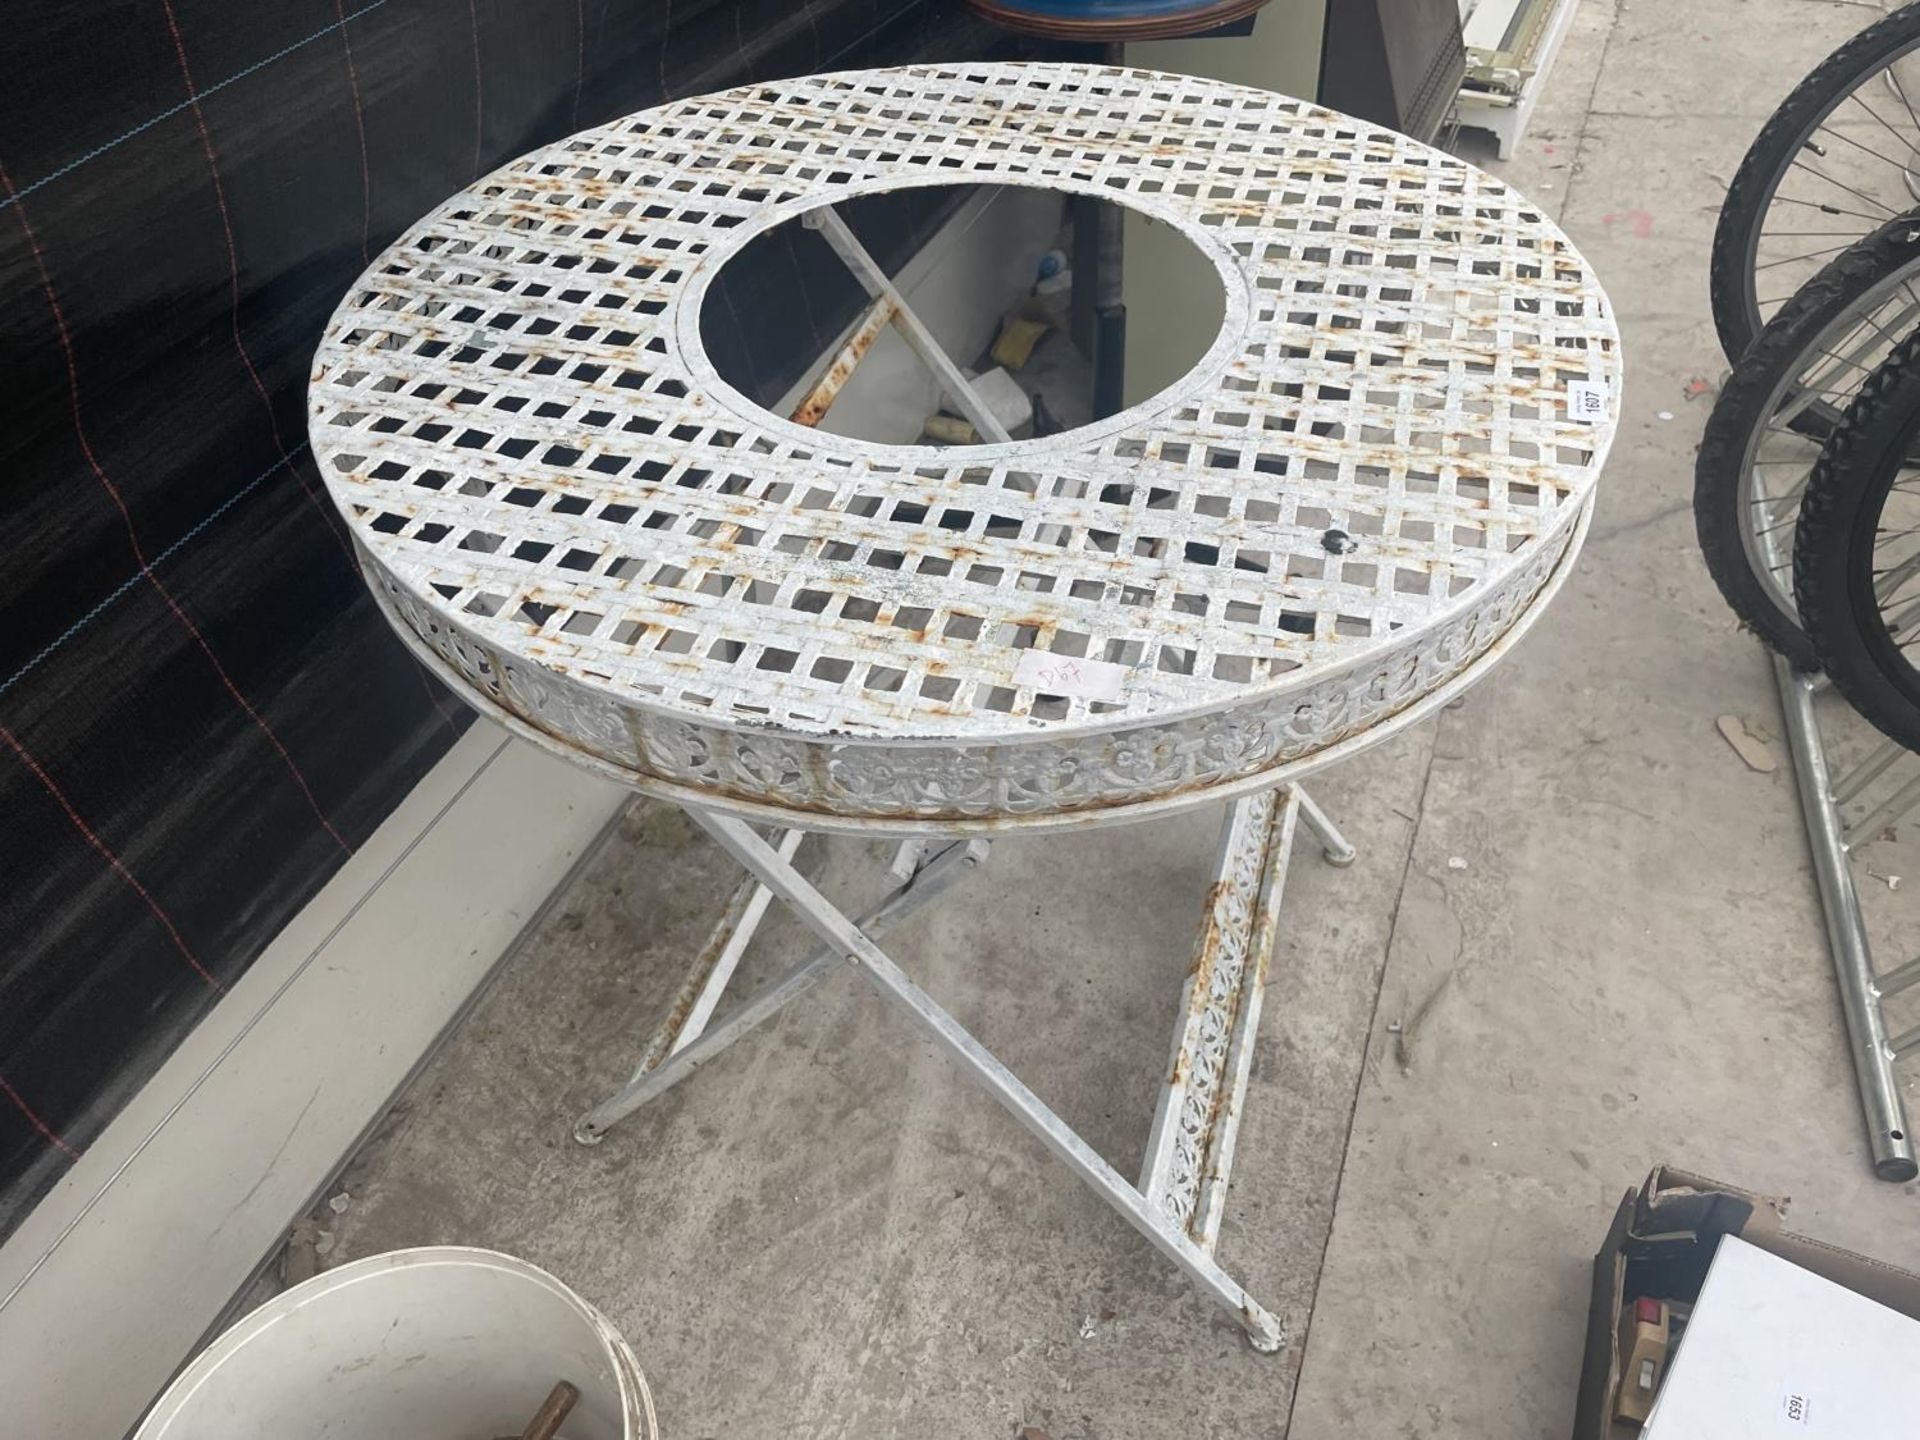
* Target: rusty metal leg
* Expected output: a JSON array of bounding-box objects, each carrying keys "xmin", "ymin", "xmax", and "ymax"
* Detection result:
[
  {"xmin": 637, "ymin": 828, "xmax": 804, "ymax": 1078},
  {"xmin": 682, "ymin": 804, "xmax": 1292, "ymax": 1353},
  {"xmin": 1141, "ymin": 790, "xmax": 1295, "ymax": 1253},
  {"xmin": 573, "ymin": 835, "xmax": 987, "ymax": 1144},
  {"xmin": 802, "ymin": 205, "xmax": 1012, "ymax": 442},
  {"xmin": 789, "ymin": 295, "xmax": 894, "ymax": 429}
]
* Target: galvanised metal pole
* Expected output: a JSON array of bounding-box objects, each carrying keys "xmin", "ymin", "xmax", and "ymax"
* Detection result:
[{"xmin": 1775, "ymin": 657, "xmax": 1918, "ymax": 1181}]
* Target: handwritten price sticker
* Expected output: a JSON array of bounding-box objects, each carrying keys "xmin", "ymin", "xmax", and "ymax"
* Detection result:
[
  {"xmin": 1565, "ymin": 380, "xmax": 1609, "ymax": 423},
  {"xmin": 1012, "ymin": 650, "xmax": 1129, "ymax": 703}
]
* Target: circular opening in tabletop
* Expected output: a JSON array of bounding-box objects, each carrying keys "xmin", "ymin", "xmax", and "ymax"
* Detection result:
[{"xmin": 696, "ymin": 183, "xmax": 1226, "ymax": 450}]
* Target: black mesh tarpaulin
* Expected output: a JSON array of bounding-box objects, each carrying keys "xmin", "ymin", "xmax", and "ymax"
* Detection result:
[{"xmin": 0, "ymin": 0, "xmax": 1044, "ymax": 1239}]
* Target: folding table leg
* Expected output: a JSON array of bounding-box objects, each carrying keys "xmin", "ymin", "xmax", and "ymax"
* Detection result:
[
  {"xmin": 1140, "ymin": 790, "xmax": 1295, "ymax": 1252},
  {"xmin": 573, "ymin": 835, "xmax": 987, "ymax": 1144},
  {"xmin": 1295, "ymin": 784, "xmax": 1357, "ymax": 867},
  {"xmin": 683, "ymin": 805, "xmax": 1291, "ymax": 1352},
  {"xmin": 631, "ymin": 827, "xmax": 805, "ymax": 1082},
  {"xmin": 802, "ymin": 205, "xmax": 1013, "ymax": 443}
]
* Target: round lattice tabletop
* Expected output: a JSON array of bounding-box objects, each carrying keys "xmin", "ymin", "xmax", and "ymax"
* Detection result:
[{"xmin": 309, "ymin": 62, "xmax": 1620, "ymax": 832}]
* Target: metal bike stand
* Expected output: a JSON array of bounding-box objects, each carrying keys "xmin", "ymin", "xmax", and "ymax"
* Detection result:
[
  {"xmin": 1775, "ymin": 666, "xmax": 1920, "ymax": 1181},
  {"xmin": 1757, "ymin": 493, "xmax": 1920, "ymax": 1181},
  {"xmin": 310, "ymin": 62, "xmax": 1620, "ymax": 1347}
]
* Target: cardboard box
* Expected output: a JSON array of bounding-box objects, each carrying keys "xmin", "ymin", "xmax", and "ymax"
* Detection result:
[
  {"xmin": 1571, "ymin": 1165, "xmax": 1920, "ymax": 1440},
  {"xmin": 1642, "ymin": 1235, "xmax": 1920, "ymax": 1437}
]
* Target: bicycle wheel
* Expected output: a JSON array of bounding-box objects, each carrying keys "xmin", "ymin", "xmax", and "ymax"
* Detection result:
[
  {"xmin": 1696, "ymin": 214, "xmax": 1920, "ymax": 666},
  {"xmin": 1795, "ymin": 326, "xmax": 1920, "ymax": 750},
  {"xmin": 1711, "ymin": 2, "xmax": 1920, "ymax": 362}
]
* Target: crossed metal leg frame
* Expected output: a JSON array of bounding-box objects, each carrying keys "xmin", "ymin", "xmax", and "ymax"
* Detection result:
[{"xmin": 574, "ymin": 784, "xmax": 1357, "ymax": 1351}]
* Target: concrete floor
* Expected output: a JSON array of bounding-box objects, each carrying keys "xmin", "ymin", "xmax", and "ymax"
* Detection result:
[{"xmin": 322, "ymin": 4, "xmax": 1920, "ymax": 1436}]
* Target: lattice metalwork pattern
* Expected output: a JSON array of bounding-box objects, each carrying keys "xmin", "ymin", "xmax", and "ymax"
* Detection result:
[
  {"xmin": 310, "ymin": 62, "xmax": 1619, "ymax": 826},
  {"xmin": 1149, "ymin": 785, "xmax": 1286, "ymax": 1243}
]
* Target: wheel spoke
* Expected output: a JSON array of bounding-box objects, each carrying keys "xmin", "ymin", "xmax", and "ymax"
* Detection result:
[
  {"xmin": 1811, "ymin": 119, "xmax": 1920, "ymax": 173},
  {"xmin": 1748, "ymin": 476, "xmax": 1812, "ymax": 509},
  {"xmin": 1856, "ymin": 309, "xmax": 1913, "ymax": 350},
  {"xmin": 1754, "ymin": 243, "xmax": 1854, "ymax": 271},
  {"xmin": 1813, "ymin": 344, "xmax": 1879, "ymax": 375},
  {"xmin": 1787, "ymin": 158, "xmax": 1901, "ymax": 217},
  {"xmin": 1767, "ymin": 384, "xmax": 1856, "ymax": 408},
  {"xmin": 1878, "ymin": 592, "xmax": 1920, "ymax": 639},
  {"xmin": 1769, "ymin": 195, "xmax": 1901, "ymax": 223},
  {"xmin": 1843, "ymin": 83, "xmax": 1920, "ymax": 159},
  {"xmin": 1875, "ymin": 550, "xmax": 1920, "ymax": 599}
]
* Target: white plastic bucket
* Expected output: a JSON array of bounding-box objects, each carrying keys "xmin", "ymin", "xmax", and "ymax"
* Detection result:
[{"xmin": 134, "ymin": 1247, "xmax": 657, "ymax": 1440}]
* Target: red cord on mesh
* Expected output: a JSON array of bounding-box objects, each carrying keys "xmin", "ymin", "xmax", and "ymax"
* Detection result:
[
  {"xmin": 1, "ymin": 159, "xmax": 351, "ymax": 856},
  {"xmin": 0, "ymin": 726, "xmax": 224, "ymax": 993},
  {"xmin": 0, "ymin": 1072, "xmax": 80, "ymax": 1159}
]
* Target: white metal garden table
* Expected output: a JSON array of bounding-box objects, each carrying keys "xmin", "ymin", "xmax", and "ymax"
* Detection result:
[{"xmin": 308, "ymin": 62, "xmax": 1620, "ymax": 1350}]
